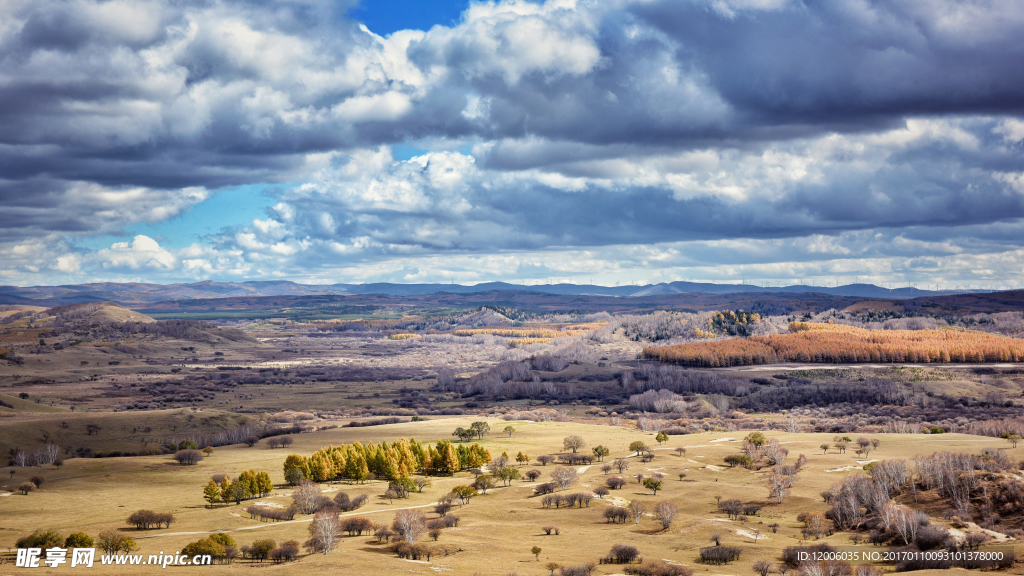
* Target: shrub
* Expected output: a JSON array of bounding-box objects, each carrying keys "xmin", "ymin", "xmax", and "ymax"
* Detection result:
[
  {"xmin": 64, "ymin": 532, "xmax": 94, "ymax": 548},
  {"xmin": 209, "ymin": 533, "xmax": 237, "ymax": 547},
  {"xmin": 17, "ymin": 529, "xmax": 63, "ymax": 549},
  {"xmin": 624, "ymin": 562, "xmax": 693, "ymax": 576},
  {"xmin": 699, "ymin": 546, "xmax": 741, "ymax": 564},
  {"xmin": 181, "ymin": 538, "xmax": 226, "ymax": 559},
  {"xmin": 606, "ymin": 477, "xmax": 626, "ymax": 490},
  {"xmin": 174, "ymin": 449, "xmax": 203, "ymax": 465},
  {"xmin": 607, "ymin": 544, "xmax": 640, "ymax": 563}
]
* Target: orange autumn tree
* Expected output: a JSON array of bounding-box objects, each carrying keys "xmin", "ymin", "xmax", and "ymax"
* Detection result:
[{"xmin": 643, "ymin": 323, "xmax": 1024, "ymax": 367}]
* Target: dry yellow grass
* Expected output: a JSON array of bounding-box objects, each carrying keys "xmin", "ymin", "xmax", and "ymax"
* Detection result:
[{"xmin": 0, "ymin": 417, "xmax": 1016, "ymax": 575}]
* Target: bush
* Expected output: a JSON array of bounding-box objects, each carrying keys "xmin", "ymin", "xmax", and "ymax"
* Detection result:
[
  {"xmin": 607, "ymin": 544, "xmax": 640, "ymax": 563},
  {"xmin": 126, "ymin": 510, "xmax": 174, "ymax": 530},
  {"xmin": 17, "ymin": 529, "xmax": 63, "ymax": 549},
  {"xmin": 64, "ymin": 532, "xmax": 94, "ymax": 548},
  {"xmin": 182, "ymin": 538, "xmax": 226, "ymax": 559},
  {"xmin": 699, "ymin": 546, "xmax": 741, "ymax": 564},
  {"xmin": 174, "ymin": 449, "xmax": 203, "ymax": 465},
  {"xmin": 606, "ymin": 477, "xmax": 626, "ymax": 490},
  {"xmin": 624, "ymin": 562, "xmax": 693, "ymax": 576},
  {"xmin": 783, "ymin": 544, "xmax": 834, "ymax": 567}
]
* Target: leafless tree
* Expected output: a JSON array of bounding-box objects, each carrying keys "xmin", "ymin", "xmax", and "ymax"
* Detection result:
[
  {"xmin": 392, "ymin": 509, "xmax": 427, "ymax": 543},
  {"xmin": 292, "ymin": 480, "xmax": 322, "ymax": 515},
  {"xmin": 655, "ymin": 502, "xmax": 678, "ymax": 529},
  {"xmin": 307, "ymin": 509, "xmax": 342, "ymax": 553},
  {"xmin": 613, "ymin": 458, "xmax": 630, "ymax": 473},
  {"xmin": 629, "ymin": 500, "xmax": 647, "ymax": 525},
  {"xmin": 767, "ymin": 472, "xmax": 795, "ymax": 504},
  {"xmin": 753, "ymin": 559, "xmax": 774, "ymax": 576},
  {"xmin": 550, "ymin": 467, "xmax": 579, "ymax": 491}
]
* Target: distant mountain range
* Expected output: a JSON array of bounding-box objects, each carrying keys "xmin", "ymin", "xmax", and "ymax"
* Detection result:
[{"xmin": 0, "ymin": 279, "xmax": 989, "ymax": 307}]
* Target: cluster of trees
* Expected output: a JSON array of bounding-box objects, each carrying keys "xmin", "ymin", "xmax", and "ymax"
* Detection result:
[
  {"xmin": 179, "ymin": 533, "xmax": 242, "ymax": 564},
  {"xmin": 9, "ymin": 443, "xmax": 60, "ymax": 467},
  {"xmin": 126, "ymin": 510, "xmax": 174, "ymax": 530},
  {"xmin": 283, "ymin": 437, "xmax": 492, "ymax": 483},
  {"xmin": 540, "ymin": 493, "xmax": 594, "ymax": 508},
  {"xmin": 452, "ymin": 421, "xmax": 492, "ymax": 441},
  {"xmin": 203, "ymin": 470, "xmax": 273, "ymax": 506},
  {"xmin": 708, "ymin": 310, "xmax": 762, "ymax": 337},
  {"xmin": 17, "ymin": 530, "xmax": 96, "ymax": 550},
  {"xmin": 645, "ymin": 322, "xmax": 1024, "ymax": 366}
]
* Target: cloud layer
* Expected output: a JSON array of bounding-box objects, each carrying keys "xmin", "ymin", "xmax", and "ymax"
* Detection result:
[{"xmin": 2, "ymin": 0, "xmax": 1024, "ymax": 286}]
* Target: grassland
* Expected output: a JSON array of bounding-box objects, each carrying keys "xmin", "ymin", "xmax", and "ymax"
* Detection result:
[{"xmin": 2, "ymin": 417, "xmax": 1016, "ymax": 575}]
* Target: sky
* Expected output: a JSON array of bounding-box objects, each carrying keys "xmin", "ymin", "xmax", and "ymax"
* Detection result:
[{"xmin": 2, "ymin": 0, "xmax": 1024, "ymax": 288}]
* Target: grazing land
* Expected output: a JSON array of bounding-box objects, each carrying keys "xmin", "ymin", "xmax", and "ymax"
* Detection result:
[{"xmin": 2, "ymin": 295, "xmax": 1024, "ymax": 575}]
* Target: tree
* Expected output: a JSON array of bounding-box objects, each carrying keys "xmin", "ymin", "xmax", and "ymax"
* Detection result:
[
  {"xmin": 245, "ymin": 436, "xmax": 259, "ymax": 447},
  {"xmin": 629, "ymin": 500, "xmax": 647, "ymax": 525},
  {"xmin": 835, "ymin": 439, "xmax": 849, "ymax": 454},
  {"xmin": 504, "ymin": 426, "xmax": 515, "ymax": 437},
  {"xmin": 496, "ymin": 467, "xmax": 521, "ymax": 486},
  {"xmin": 613, "ymin": 458, "xmax": 630, "ymax": 473},
  {"xmin": 452, "ymin": 427, "xmax": 475, "ymax": 442},
  {"xmin": 628, "ymin": 441, "xmax": 648, "ymax": 456},
  {"xmin": 393, "ymin": 509, "xmax": 427, "ymax": 543},
  {"xmin": 655, "ymin": 502, "xmax": 678, "ymax": 529},
  {"xmin": 753, "ymin": 560, "xmax": 774, "ymax": 576},
  {"xmin": 414, "ymin": 477, "xmax": 431, "ymax": 492},
  {"xmin": 532, "ymin": 546, "xmax": 542, "ymax": 560},
  {"xmin": 547, "ymin": 562, "xmax": 560, "ymax": 575},
  {"xmin": 285, "ymin": 467, "xmax": 305, "ymax": 486},
  {"xmin": 203, "ymin": 480, "xmax": 221, "ymax": 507},
  {"xmin": 292, "ymin": 480, "xmax": 322, "ymax": 514},
  {"xmin": 550, "ymin": 467, "xmax": 579, "ymax": 491},
  {"xmin": 592, "ymin": 445, "xmax": 610, "ymax": 461},
  {"xmin": 525, "ymin": 469, "xmax": 541, "ymax": 481},
  {"xmin": 182, "ymin": 538, "xmax": 226, "ymax": 560},
  {"xmin": 516, "ymin": 451, "xmax": 530, "ymax": 465},
  {"xmin": 606, "ymin": 477, "xmax": 626, "ymax": 490},
  {"xmin": 656, "ymin": 432, "xmax": 669, "ymax": 444},
  {"xmin": 595, "ymin": 486, "xmax": 610, "ymax": 499},
  {"xmin": 98, "ymin": 531, "xmax": 137, "ymax": 555},
  {"xmin": 470, "ymin": 421, "xmax": 491, "ymax": 439},
  {"xmin": 537, "ymin": 455, "xmax": 555, "ymax": 466},
  {"xmin": 390, "ymin": 477, "xmax": 417, "ymax": 498},
  {"xmin": 64, "ymin": 532, "xmax": 94, "ymax": 548},
  {"xmin": 249, "ymin": 539, "xmax": 276, "ymax": 562},
  {"xmin": 86, "ymin": 424, "xmax": 101, "ymax": 436},
  {"xmin": 675, "ymin": 447, "xmax": 687, "ymax": 457},
  {"xmin": 1006, "ymin": 433, "xmax": 1021, "ymax": 448},
  {"xmin": 307, "ymin": 509, "xmax": 342, "ymax": 553},
  {"xmin": 563, "ymin": 435, "xmax": 586, "ymax": 454},
  {"xmin": 174, "ymin": 449, "xmax": 203, "ymax": 465},
  {"xmin": 744, "ymin": 432, "xmax": 766, "ymax": 447},
  {"xmin": 451, "ymin": 485, "xmax": 478, "ymax": 505},
  {"xmin": 767, "ymin": 471, "xmax": 795, "ymax": 504},
  {"xmin": 820, "ymin": 443, "xmax": 829, "ymax": 455},
  {"xmin": 473, "ymin": 474, "xmax": 496, "ymax": 494},
  {"xmin": 202, "ymin": 446, "xmax": 214, "ymax": 457},
  {"xmin": 643, "ymin": 478, "xmax": 663, "ymax": 495}
]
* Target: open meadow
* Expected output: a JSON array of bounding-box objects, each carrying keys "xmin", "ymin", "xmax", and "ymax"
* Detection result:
[{"xmin": 3, "ymin": 300, "xmax": 1024, "ymax": 575}]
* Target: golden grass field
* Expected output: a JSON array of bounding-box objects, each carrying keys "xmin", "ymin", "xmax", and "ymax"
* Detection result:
[{"xmin": 1, "ymin": 416, "xmax": 1018, "ymax": 576}]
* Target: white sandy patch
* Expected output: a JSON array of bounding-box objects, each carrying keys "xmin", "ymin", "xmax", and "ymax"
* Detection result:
[
  {"xmin": 687, "ymin": 459, "xmax": 701, "ymax": 464},
  {"xmin": 963, "ymin": 522, "xmax": 1013, "ymax": 542},
  {"xmin": 703, "ymin": 465, "xmax": 723, "ymax": 471},
  {"xmin": 855, "ymin": 460, "xmax": 878, "ymax": 465},
  {"xmin": 645, "ymin": 467, "xmax": 666, "ymax": 471},
  {"xmin": 709, "ymin": 438, "xmax": 736, "ymax": 443},
  {"xmin": 0, "ymin": 492, "xmax": 10, "ymax": 497},
  {"xmin": 737, "ymin": 528, "xmax": 769, "ymax": 541},
  {"xmin": 252, "ymin": 501, "xmax": 284, "ymax": 508},
  {"xmin": 825, "ymin": 465, "xmax": 865, "ymax": 472}
]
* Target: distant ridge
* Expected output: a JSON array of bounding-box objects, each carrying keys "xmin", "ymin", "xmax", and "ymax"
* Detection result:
[{"xmin": 0, "ymin": 279, "xmax": 991, "ymax": 307}]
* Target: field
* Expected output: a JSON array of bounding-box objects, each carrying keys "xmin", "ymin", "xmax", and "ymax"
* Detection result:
[
  {"xmin": 2, "ymin": 417, "xmax": 1017, "ymax": 575},
  {"xmin": 2, "ymin": 301, "xmax": 1024, "ymax": 575}
]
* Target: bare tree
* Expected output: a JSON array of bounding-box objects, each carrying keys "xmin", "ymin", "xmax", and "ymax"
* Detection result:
[
  {"xmin": 307, "ymin": 509, "xmax": 342, "ymax": 553},
  {"xmin": 550, "ymin": 467, "xmax": 579, "ymax": 491},
  {"xmin": 292, "ymin": 480, "xmax": 322, "ymax": 515},
  {"xmin": 629, "ymin": 500, "xmax": 647, "ymax": 525},
  {"xmin": 767, "ymin": 472, "xmax": 795, "ymax": 504},
  {"xmin": 392, "ymin": 509, "xmax": 427, "ymax": 543},
  {"xmin": 753, "ymin": 559, "xmax": 774, "ymax": 576},
  {"xmin": 655, "ymin": 502, "xmax": 678, "ymax": 529},
  {"xmin": 613, "ymin": 458, "xmax": 630, "ymax": 473}
]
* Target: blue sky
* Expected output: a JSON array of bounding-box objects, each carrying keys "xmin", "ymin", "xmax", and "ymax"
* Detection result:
[{"xmin": 2, "ymin": 0, "xmax": 1024, "ymax": 287}]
